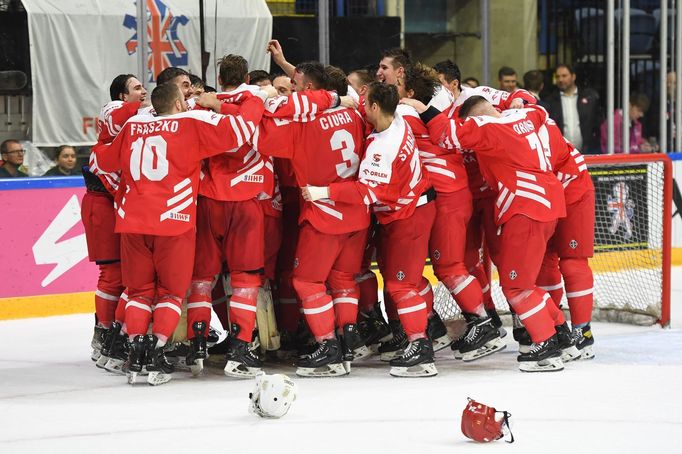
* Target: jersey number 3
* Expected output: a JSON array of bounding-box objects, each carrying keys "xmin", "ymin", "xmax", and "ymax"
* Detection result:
[
  {"xmin": 330, "ymin": 129, "xmax": 359, "ymax": 178},
  {"xmin": 130, "ymin": 136, "xmax": 169, "ymax": 181}
]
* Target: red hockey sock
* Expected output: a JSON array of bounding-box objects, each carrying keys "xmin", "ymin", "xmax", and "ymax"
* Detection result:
[
  {"xmin": 329, "ymin": 270, "xmax": 359, "ymax": 329},
  {"xmin": 419, "ymin": 277, "xmax": 434, "ymax": 315},
  {"xmin": 470, "ymin": 263, "xmax": 494, "ymax": 310},
  {"xmin": 537, "ymin": 252, "xmax": 564, "ymax": 307},
  {"xmin": 115, "ymin": 291, "xmax": 127, "ymax": 325},
  {"xmin": 386, "ymin": 281, "xmax": 427, "ymax": 340},
  {"xmin": 561, "ymin": 257, "xmax": 594, "ymax": 326},
  {"xmin": 187, "ymin": 280, "xmax": 213, "ymax": 339},
  {"xmin": 125, "ymin": 295, "xmax": 153, "ymax": 338},
  {"xmin": 152, "ymin": 294, "xmax": 183, "ymax": 344},
  {"xmin": 95, "ymin": 263, "xmax": 124, "ymax": 328},
  {"xmin": 229, "ymin": 272, "xmax": 261, "ymax": 342},
  {"xmin": 543, "ymin": 295, "xmax": 566, "ymax": 325},
  {"xmin": 356, "ymin": 269, "xmax": 379, "ymax": 314},
  {"xmin": 503, "ymin": 287, "xmax": 555, "ymax": 343},
  {"xmin": 293, "ymin": 277, "xmax": 335, "ymax": 340},
  {"xmin": 441, "ymin": 274, "xmax": 485, "ymax": 316}
]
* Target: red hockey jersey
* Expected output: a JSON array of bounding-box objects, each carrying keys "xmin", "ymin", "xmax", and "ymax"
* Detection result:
[
  {"xmin": 93, "ymin": 98, "xmax": 264, "ymax": 236},
  {"xmin": 453, "ymin": 107, "xmax": 566, "ymax": 225}
]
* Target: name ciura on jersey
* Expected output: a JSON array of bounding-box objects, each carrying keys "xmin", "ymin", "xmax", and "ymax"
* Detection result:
[{"xmin": 318, "ymin": 110, "xmax": 354, "ymax": 130}]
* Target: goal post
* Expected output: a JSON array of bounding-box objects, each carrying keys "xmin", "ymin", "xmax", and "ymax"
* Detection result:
[{"xmin": 433, "ymin": 153, "xmax": 673, "ymax": 327}]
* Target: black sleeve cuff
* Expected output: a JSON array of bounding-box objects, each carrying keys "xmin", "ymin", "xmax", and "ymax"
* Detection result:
[{"xmin": 419, "ymin": 106, "xmax": 441, "ymax": 124}]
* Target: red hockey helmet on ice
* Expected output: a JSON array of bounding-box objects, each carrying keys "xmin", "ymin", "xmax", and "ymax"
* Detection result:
[{"xmin": 461, "ymin": 398, "xmax": 514, "ymax": 443}]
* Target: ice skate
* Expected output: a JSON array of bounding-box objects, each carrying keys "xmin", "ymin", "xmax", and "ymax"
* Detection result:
[
  {"xmin": 457, "ymin": 313, "xmax": 506, "ymax": 362},
  {"xmin": 379, "ymin": 320, "xmax": 408, "ymax": 361},
  {"xmin": 104, "ymin": 328, "xmax": 129, "ymax": 375},
  {"xmin": 340, "ymin": 323, "xmax": 371, "ymax": 362},
  {"xmin": 572, "ymin": 323, "xmax": 595, "ymax": 360},
  {"xmin": 486, "ymin": 307, "xmax": 508, "ymax": 338},
  {"xmin": 389, "ymin": 338, "xmax": 438, "ymax": 378},
  {"xmin": 97, "ymin": 322, "xmax": 121, "ymax": 369},
  {"xmin": 224, "ymin": 325, "xmax": 263, "ymax": 378},
  {"xmin": 427, "ymin": 311, "xmax": 453, "ymax": 352},
  {"xmin": 163, "ymin": 342, "xmax": 191, "ymax": 371},
  {"xmin": 207, "ymin": 326, "xmax": 220, "ymax": 348},
  {"xmin": 146, "ymin": 335, "xmax": 174, "ymax": 386},
  {"xmin": 126, "ymin": 335, "xmax": 147, "ymax": 385},
  {"xmin": 556, "ymin": 322, "xmax": 581, "ymax": 362},
  {"xmin": 186, "ymin": 321, "xmax": 208, "ymax": 376},
  {"xmin": 91, "ymin": 325, "xmax": 106, "ymax": 362},
  {"xmin": 296, "ymin": 339, "xmax": 349, "ymax": 377},
  {"xmin": 518, "ymin": 335, "xmax": 564, "ymax": 372},
  {"xmin": 359, "ymin": 304, "xmax": 392, "ymax": 354}
]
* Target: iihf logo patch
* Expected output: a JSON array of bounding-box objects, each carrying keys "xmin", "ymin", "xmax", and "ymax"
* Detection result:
[
  {"xmin": 293, "ymin": 258, "xmax": 299, "ymax": 268},
  {"xmin": 433, "ymin": 250, "xmax": 441, "ymax": 261},
  {"xmin": 569, "ymin": 240, "xmax": 578, "ymax": 249},
  {"xmin": 509, "ymin": 270, "xmax": 517, "ymax": 280},
  {"xmin": 396, "ymin": 271, "xmax": 405, "ymax": 281}
]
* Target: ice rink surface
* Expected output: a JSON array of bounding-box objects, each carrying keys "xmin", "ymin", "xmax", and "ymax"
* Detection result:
[{"xmin": 1, "ymin": 268, "xmax": 681, "ymax": 454}]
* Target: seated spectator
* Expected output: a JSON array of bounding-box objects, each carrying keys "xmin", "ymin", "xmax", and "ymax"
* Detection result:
[
  {"xmin": 347, "ymin": 69, "xmax": 373, "ymax": 97},
  {"xmin": 523, "ymin": 69, "xmax": 544, "ymax": 100},
  {"xmin": 0, "ymin": 139, "xmax": 28, "ymax": 178},
  {"xmin": 248, "ymin": 70, "xmax": 272, "ymax": 87},
  {"xmin": 42, "ymin": 145, "xmax": 79, "ymax": 176},
  {"xmin": 462, "ymin": 76, "xmax": 479, "ymax": 88},
  {"xmin": 601, "ymin": 93, "xmax": 653, "ymax": 154},
  {"xmin": 497, "ymin": 66, "xmax": 518, "ymax": 92}
]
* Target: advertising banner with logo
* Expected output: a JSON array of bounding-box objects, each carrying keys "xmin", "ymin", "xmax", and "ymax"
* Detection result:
[{"xmin": 22, "ymin": 0, "xmax": 272, "ymax": 147}]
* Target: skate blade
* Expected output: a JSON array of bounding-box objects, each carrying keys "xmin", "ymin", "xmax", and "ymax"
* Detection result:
[
  {"xmin": 560, "ymin": 345, "xmax": 582, "ymax": 362},
  {"xmin": 519, "ymin": 356, "xmax": 564, "ymax": 373},
  {"xmin": 147, "ymin": 371, "xmax": 172, "ymax": 386},
  {"xmin": 453, "ymin": 349, "xmax": 463, "ymax": 360},
  {"xmin": 498, "ymin": 327, "xmax": 508, "ymax": 338},
  {"xmin": 95, "ymin": 354, "xmax": 110, "ymax": 369},
  {"xmin": 127, "ymin": 371, "xmax": 138, "ymax": 385},
  {"xmin": 379, "ymin": 350, "xmax": 404, "ymax": 362},
  {"xmin": 104, "ymin": 358, "xmax": 126, "ymax": 375},
  {"xmin": 295, "ymin": 362, "xmax": 349, "ymax": 377},
  {"xmin": 580, "ymin": 345, "xmax": 595, "ymax": 360},
  {"xmin": 351, "ymin": 345, "xmax": 372, "ymax": 361},
  {"xmin": 224, "ymin": 361, "xmax": 261, "ymax": 378},
  {"xmin": 91, "ymin": 349, "xmax": 101, "ymax": 362},
  {"xmin": 432, "ymin": 334, "xmax": 453, "ymax": 352},
  {"xmin": 461, "ymin": 338, "xmax": 506, "ymax": 362},
  {"xmin": 189, "ymin": 359, "xmax": 204, "ymax": 377},
  {"xmin": 389, "ymin": 362, "xmax": 438, "ymax": 378}
]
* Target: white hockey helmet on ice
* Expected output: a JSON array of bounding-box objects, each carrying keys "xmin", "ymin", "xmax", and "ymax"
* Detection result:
[{"xmin": 249, "ymin": 372, "xmax": 297, "ymax": 418}]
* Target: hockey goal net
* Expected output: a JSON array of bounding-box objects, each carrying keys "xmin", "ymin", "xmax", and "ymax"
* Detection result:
[{"xmin": 434, "ymin": 154, "xmax": 673, "ymax": 326}]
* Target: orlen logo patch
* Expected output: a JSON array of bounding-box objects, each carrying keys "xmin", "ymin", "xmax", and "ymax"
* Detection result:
[{"xmin": 363, "ymin": 169, "xmax": 388, "ymax": 179}]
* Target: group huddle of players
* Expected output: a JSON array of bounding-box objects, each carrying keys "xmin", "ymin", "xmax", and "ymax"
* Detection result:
[{"xmin": 83, "ymin": 39, "xmax": 596, "ymax": 386}]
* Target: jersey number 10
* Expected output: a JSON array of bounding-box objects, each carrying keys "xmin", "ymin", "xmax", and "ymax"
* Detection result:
[{"xmin": 130, "ymin": 136, "xmax": 169, "ymax": 181}]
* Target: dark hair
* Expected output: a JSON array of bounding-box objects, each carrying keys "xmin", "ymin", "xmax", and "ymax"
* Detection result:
[
  {"xmin": 404, "ymin": 63, "xmax": 440, "ymax": 105},
  {"xmin": 109, "ymin": 74, "xmax": 136, "ymax": 101},
  {"xmin": 458, "ymin": 95, "xmax": 488, "ymax": 120},
  {"xmin": 189, "ymin": 74, "xmax": 204, "ymax": 88},
  {"xmin": 523, "ymin": 70, "xmax": 544, "ymax": 92},
  {"xmin": 324, "ymin": 65, "xmax": 348, "ymax": 96},
  {"xmin": 463, "ymin": 77, "xmax": 479, "ymax": 87},
  {"xmin": 156, "ymin": 67, "xmax": 190, "ymax": 86},
  {"xmin": 248, "ymin": 70, "xmax": 270, "ymax": 85},
  {"xmin": 366, "ymin": 81, "xmax": 399, "ymax": 115},
  {"xmin": 295, "ymin": 61, "xmax": 327, "ymax": 89},
  {"xmin": 433, "ymin": 60, "xmax": 461, "ymax": 85},
  {"xmin": 381, "ymin": 48, "xmax": 412, "ymax": 69},
  {"xmin": 270, "ymin": 72, "xmax": 288, "ymax": 82},
  {"xmin": 365, "ymin": 64, "xmax": 379, "ymax": 80},
  {"xmin": 1, "ymin": 139, "xmax": 20, "ymax": 154},
  {"xmin": 555, "ymin": 63, "xmax": 575, "ymax": 75},
  {"xmin": 204, "ymin": 85, "xmax": 217, "ymax": 93},
  {"xmin": 56, "ymin": 145, "xmax": 75, "ymax": 160},
  {"xmin": 151, "ymin": 83, "xmax": 182, "ymax": 115},
  {"xmin": 349, "ymin": 69, "xmax": 374, "ymax": 86},
  {"xmin": 218, "ymin": 54, "xmax": 249, "ymax": 88},
  {"xmin": 630, "ymin": 92, "xmax": 650, "ymax": 112},
  {"xmin": 498, "ymin": 66, "xmax": 517, "ymax": 80}
]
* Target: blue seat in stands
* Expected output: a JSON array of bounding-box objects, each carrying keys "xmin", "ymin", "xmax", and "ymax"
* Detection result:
[
  {"xmin": 574, "ymin": 7, "xmax": 605, "ymax": 55},
  {"xmin": 616, "ymin": 8, "xmax": 657, "ymax": 54}
]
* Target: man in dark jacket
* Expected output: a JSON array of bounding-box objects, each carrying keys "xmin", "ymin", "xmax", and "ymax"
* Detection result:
[{"xmin": 543, "ymin": 64, "xmax": 602, "ymax": 154}]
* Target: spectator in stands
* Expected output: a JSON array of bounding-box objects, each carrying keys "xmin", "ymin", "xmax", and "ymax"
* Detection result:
[
  {"xmin": 42, "ymin": 145, "xmax": 79, "ymax": 176},
  {"xmin": 497, "ymin": 66, "xmax": 518, "ymax": 92},
  {"xmin": 523, "ymin": 70, "xmax": 544, "ymax": 100},
  {"xmin": 544, "ymin": 63, "xmax": 602, "ymax": 154},
  {"xmin": 189, "ymin": 74, "xmax": 205, "ymax": 96},
  {"xmin": 347, "ymin": 69, "xmax": 373, "ymax": 97},
  {"xmin": 600, "ymin": 92, "xmax": 653, "ymax": 154},
  {"xmin": 0, "ymin": 139, "xmax": 28, "ymax": 178},
  {"xmin": 248, "ymin": 69, "xmax": 272, "ymax": 87},
  {"xmin": 271, "ymin": 73, "xmax": 293, "ymax": 96},
  {"xmin": 462, "ymin": 77, "xmax": 479, "ymax": 88}
]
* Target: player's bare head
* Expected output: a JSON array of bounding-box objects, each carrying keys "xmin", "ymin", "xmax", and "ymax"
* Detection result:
[
  {"xmin": 156, "ymin": 67, "xmax": 193, "ymax": 100},
  {"xmin": 433, "ymin": 60, "xmax": 461, "ymax": 94},
  {"xmin": 293, "ymin": 61, "xmax": 327, "ymax": 92},
  {"xmin": 324, "ymin": 65, "xmax": 348, "ymax": 96},
  {"xmin": 347, "ymin": 69, "xmax": 373, "ymax": 96},
  {"xmin": 110, "ymin": 74, "xmax": 146, "ymax": 103},
  {"xmin": 248, "ymin": 70, "xmax": 272, "ymax": 87},
  {"xmin": 189, "ymin": 74, "xmax": 205, "ymax": 95},
  {"xmin": 366, "ymin": 81, "xmax": 399, "ymax": 116},
  {"xmin": 523, "ymin": 70, "xmax": 544, "ymax": 94},
  {"xmin": 271, "ymin": 73, "xmax": 293, "ymax": 96},
  {"xmin": 151, "ymin": 83, "xmax": 185, "ymax": 116},
  {"xmin": 218, "ymin": 54, "xmax": 249, "ymax": 89},
  {"xmin": 377, "ymin": 48, "xmax": 411, "ymax": 85},
  {"xmin": 403, "ymin": 63, "xmax": 440, "ymax": 104},
  {"xmin": 458, "ymin": 95, "xmax": 494, "ymax": 119}
]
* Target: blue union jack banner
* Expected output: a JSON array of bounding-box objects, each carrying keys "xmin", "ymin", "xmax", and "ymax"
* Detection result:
[{"xmin": 123, "ymin": 0, "xmax": 189, "ymax": 82}]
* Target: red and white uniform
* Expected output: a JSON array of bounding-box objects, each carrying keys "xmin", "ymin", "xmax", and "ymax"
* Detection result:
[
  {"xmin": 327, "ymin": 114, "xmax": 435, "ymax": 339},
  {"xmin": 93, "ymin": 99, "xmax": 264, "ymax": 342},
  {"xmin": 255, "ymin": 102, "xmax": 369, "ymax": 339},
  {"xmin": 450, "ymin": 106, "xmax": 567, "ymax": 343}
]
